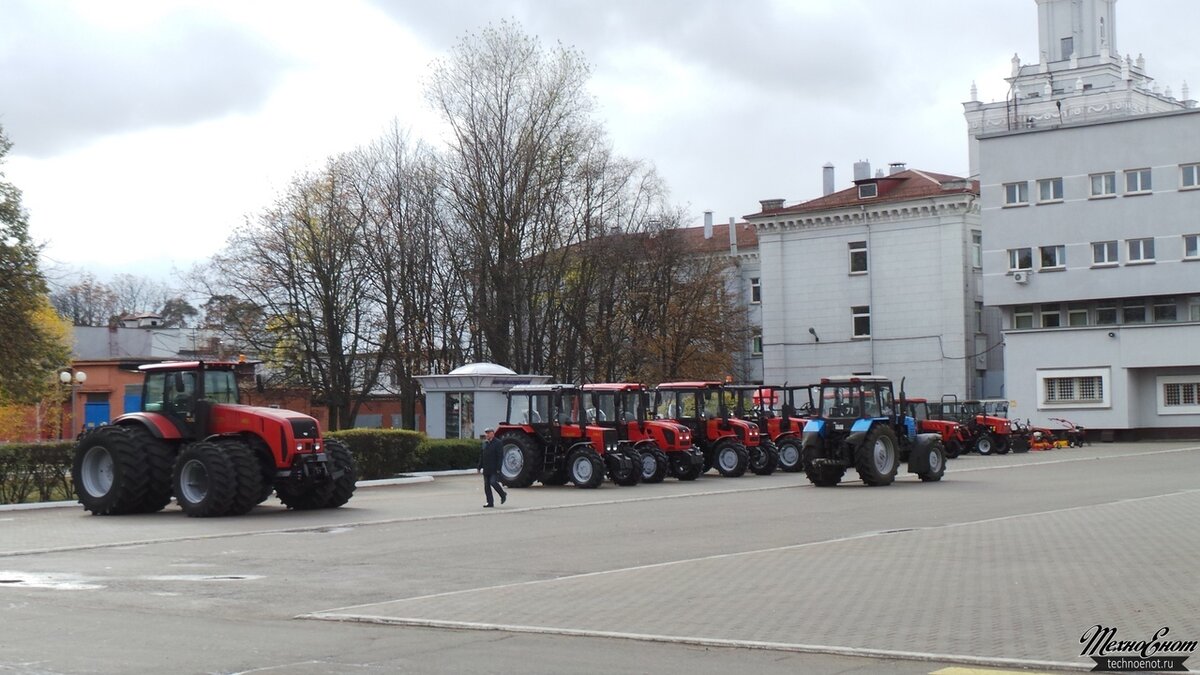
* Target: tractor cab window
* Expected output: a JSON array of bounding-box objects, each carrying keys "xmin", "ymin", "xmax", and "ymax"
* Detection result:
[
  {"xmin": 702, "ymin": 391, "xmax": 722, "ymax": 418},
  {"xmin": 878, "ymin": 385, "xmax": 894, "ymax": 416},
  {"xmin": 204, "ymin": 370, "xmax": 238, "ymax": 404},
  {"xmin": 591, "ymin": 394, "xmax": 617, "ymax": 424},
  {"xmin": 143, "ymin": 373, "xmax": 166, "ymax": 412},
  {"xmin": 512, "ymin": 394, "xmax": 551, "ymax": 425},
  {"xmin": 910, "ymin": 401, "xmax": 929, "ymax": 421},
  {"xmin": 562, "ymin": 393, "xmax": 584, "ymax": 424},
  {"xmin": 158, "ymin": 371, "xmax": 197, "ymax": 416},
  {"xmin": 681, "ymin": 393, "xmax": 701, "ymax": 418},
  {"xmin": 821, "ymin": 386, "xmax": 858, "ymax": 418},
  {"xmin": 655, "ymin": 392, "xmax": 680, "ymax": 419},
  {"xmin": 620, "ymin": 392, "xmax": 641, "ymax": 423}
]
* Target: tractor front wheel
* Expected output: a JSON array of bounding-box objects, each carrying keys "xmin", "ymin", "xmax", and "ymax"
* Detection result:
[
  {"xmin": 638, "ymin": 446, "xmax": 669, "ymax": 484},
  {"xmin": 567, "ymin": 447, "xmax": 605, "ymax": 489},
  {"xmin": 173, "ymin": 441, "xmax": 239, "ymax": 517},
  {"xmin": 855, "ymin": 425, "xmax": 899, "ymax": 486},
  {"xmin": 916, "ymin": 438, "xmax": 946, "ymax": 482},
  {"xmin": 776, "ymin": 438, "xmax": 804, "ymax": 472},
  {"xmin": 324, "ymin": 438, "xmax": 358, "ymax": 508},
  {"xmin": 944, "ymin": 439, "xmax": 963, "ymax": 459},
  {"xmin": 801, "ymin": 438, "xmax": 845, "ymax": 487},
  {"xmin": 712, "ymin": 439, "xmax": 749, "ymax": 477},
  {"xmin": 974, "ymin": 433, "xmax": 995, "ymax": 455},
  {"xmin": 669, "ymin": 453, "xmax": 703, "ymax": 481},
  {"xmin": 610, "ymin": 449, "xmax": 642, "ymax": 486},
  {"xmin": 750, "ymin": 442, "xmax": 778, "ymax": 475}
]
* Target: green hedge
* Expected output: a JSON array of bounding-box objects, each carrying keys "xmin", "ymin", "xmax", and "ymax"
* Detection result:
[
  {"xmin": 0, "ymin": 431, "xmax": 480, "ymax": 504},
  {"xmin": 0, "ymin": 442, "xmax": 75, "ymax": 504}
]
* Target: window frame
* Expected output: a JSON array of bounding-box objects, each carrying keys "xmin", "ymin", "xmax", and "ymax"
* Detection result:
[
  {"xmin": 1013, "ymin": 305, "xmax": 1034, "ymax": 329},
  {"xmin": 1067, "ymin": 303, "xmax": 1089, "ymax": 327},
  {"xmin": 1037, "ymin": 177, "xmax": 1064, "ymax": 203},
  {"xmin": 1040, "ymin": 303, "xmax": 1062, "ymax": 328},
  {"xmin": 1124, "ymin": 168, "xmax": 1152, "ymax": 195},
  {"xmin": 858, "ymin": 183, "xmax": 877, "ymax": 199},
  {"xmin": 1037, "ymin": 367, "xmax": 1111, "ymax": 410},
  {"xmin": 1127, "ymin": 237, "xmax": 1155, "ymax": 264},
  {"xmin": 749, "ymin": 277, "xmax": 761, "ymax": 304},
  {"xmin": 1096, "ymin": 301, "xmax": 1118, "ymax": 325},
  {"xmin": 851, "ymin": 305, "xmax": 871, "ymax": 339},
  {"xmin": 1122, "ymin": 298, "xmax": 1147, "ymax": 324},
  {"xmin": 1090, "ymin": 172, "xmax": 1117, "ymax": 198},
  {"xmin": 971, "ymin": 231, "xmax": 983, "ymax": 269},
  {"xmin": 1184, "ymin": 234, "xmax": 1199, "ymax": 260},
  {"xmin": 1039, "ymin": 244, "xmax": 1066, "ymax": 270},
  {"xmin": 848, "ymin": 240, "xmax": 868, "ymax": 275},
  {"xmin": 1091, "ymin": 240, "xmax": 1119, "ymax": 266},
  {"xmin": 1157, "ymin": 375, "xmax": 1200, "ymax": 415},
  {"xmin": 1153, "ymin": 297, "xmax": 1177, "ymax": 323},
  {"xmin": 1181, "ymin": 163, "xmax": 1200, "ymax": 190},
  {"xmin": 751, "ymin": 332, "xmax": 763, "ymax": 356},
  {"xmin": 1003, "ymin": 181, "xmax": 1030, "ymax": 207},
  {"xmin": 1008, "ymin": 247, "xmax": 1033, "ymax": 271}
]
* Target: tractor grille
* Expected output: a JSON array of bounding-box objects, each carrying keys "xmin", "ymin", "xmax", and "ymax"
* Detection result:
[{"xmin": 290, "ymin": 418, "xmax": 319, "ymax": 440}]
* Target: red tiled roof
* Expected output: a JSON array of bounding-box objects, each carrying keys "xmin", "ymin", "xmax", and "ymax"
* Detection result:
[
  {"xmin": 672, "ymin": 220, "xmax": 758, "ymax": 253},
  {"xmin": 744, "ymin": 169, "xmax": 978, "ymax": 219}
]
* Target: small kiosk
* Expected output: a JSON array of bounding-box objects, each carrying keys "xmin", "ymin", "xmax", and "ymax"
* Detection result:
[{"xmin": 415, "ymin": 363, "xmax": 551, "ymax": 439}]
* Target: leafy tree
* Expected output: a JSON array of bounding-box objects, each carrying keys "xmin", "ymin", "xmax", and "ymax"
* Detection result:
[
  {"xmin": 50, "ymin": 272, "xmax": 119, "ymax": 326},
  {"xmin": 0, "ymin": 124, "xmax": 71, "ymax": 404},
  {"xmin": 158, "ymin": 296, "xmax": 198, "ymax": 328}
]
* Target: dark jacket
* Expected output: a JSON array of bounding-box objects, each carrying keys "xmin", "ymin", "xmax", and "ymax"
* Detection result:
[{"xmin": 479, "ymin": 437, "xmax": 503, "ymax": 473}]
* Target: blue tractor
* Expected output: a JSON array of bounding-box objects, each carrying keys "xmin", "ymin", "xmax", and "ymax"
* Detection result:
[{"xmin": 800, "ymin": 376, "xmax": 946, "ymax": 487}]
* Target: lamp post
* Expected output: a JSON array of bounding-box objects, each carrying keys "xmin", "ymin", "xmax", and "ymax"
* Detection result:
[{"xmin": 59, "ymin": 370, "xmax": 87, "ymax": 439}]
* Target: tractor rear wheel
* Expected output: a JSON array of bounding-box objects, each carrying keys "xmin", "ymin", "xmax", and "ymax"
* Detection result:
[
  {"xmin": 566, "ymin": 447, "xmax": 604, "ymax": 489},
  {"xmin": 125, "ymin": 426, "xmax": 176, "ymax": 513},
  {"xmin": 498, "ymin": 433, "xmax": 540, "ymax": 488},
  {"xmin": 750, "ymin": 442, "xmax": 778, "ymax": 475},
  {"xmin": 712, "ymin": 439, "xmax": 749, "ymax": 477},
  {"xmin": 73, "ymin": 426, "xmax": 151, "ymax": 515},
  {"xmin": 916, "ymin": 438, "xmax": 946, "ymax": 482},
  {"xmin": 944, "ymin": 439, "xmax": 963, "ymax": 459},
  {"xmin": 610, "ymin": 449, "xmax": 642, "ymax": 486},
  {"xmin": 776, "ymin": 438, "xmax": 803, "ymax": 472},
  {"xmin": 801, "ymin": 438, "xmax": 844, "ymax": 487},
  {"xmin": 639, "ymin": 446, "xmax": 669, "ymax": 484},
  {"xmin": 974, "ymin": 433, "xmax": 995, "ymax": 455},
  {"xmin": 856, "ymin": 425, "xmax": 899, "ymax": 486},
  {"xmin": 324, "ymin": 439, "xmax": 357, "ymax": 508},
  {"xmin": 173, "ymin": 441, "xmax": 239, "ymax": 517},
  {"xmin": 669, "ymin": 454, "xmax": 703, "ymax": 481}
]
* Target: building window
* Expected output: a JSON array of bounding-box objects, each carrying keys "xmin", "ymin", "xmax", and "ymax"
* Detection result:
[
  {"xmin": 1185, "ymin": 234, "xmax": 1199, "ymax": 260},
  {"xmin": 851, "ymin": 306, "xmax": 871, "ymax": 338},
  {"xmin": 848, "ymin": 241, "xmax": 868, "ymax": 274},
  {"xmin": 1153, "ymin": 297, "xmax": 1177, "ymax": 323},
  {"xmin": 1090, "ymin": 172, "xmax": 1117, "ymax": 198},
  {"xmin": 1158, "ymin": 376, "xmax": 1200, "ymax": 414},
  {"xmin": 444, "ymin": 392, "xmax": 475, "ymax": 440},
  {"xmin": 1092, "ymin": 240, "xmax": 1119, "ymax": 266},
  {"xmin": 1039, "ymin": 245, "xmax": 1066, "ymax": 270},
  {"xmin": 971, "ymin": 231, "xmax": 983, "ymax": 268},
  {"xmin": 1003, "ymin": 181, "xmax": 1029, "ymax": 206},
  {"xmin": 975, "ymin": 301, "xmax": 984, "ymax": 333},
  {"xmin": 1008, "ymin": 247, "xmax": 1033, "ymax": 271},
  {"xmin": 1182, "ymin": 163, "xmax": 1200, "ymax": 190},
  {"xmin": 1122, "ymin": 299, "xmax": 1146, "ymax": 324},
  {"xmin": 1038, "ymin": 367, "xmax": 1110, "ymax": 409},
  {"xmin": 858, "ymin": 183, "xmax": 877, "ymax": 199},
  {"xmin": 1013, "ymin": 305, "xmax": 1034, "ymax": 329},
  {"xmin": 1124, "ymin": 168, "xmax": 1152, "ymax": 194},
  {"xmin": 1191, "ymin": 298, "xmax": 1200, "ymax": 322},
  {"xmin": 1127, "ymin": 238, "xmax": 1155, "ymax": 263},
  {"xmin": 751, "ymin": 332, "xmax": 763, "ymax": 356},
  {"xmin": 1040, "ymin": 303, "xmax": 1061, "ymax": 328},
  {"xmin": 1096, "ymin": 301, "xmax": 1118, "ymax": 325},
  {"xmin": 1068, "ymin": 303, "xmax": 1089, "ymax": 326},
  {"xmin": 750, "ymin": 277, "xmax": 761, "ymax": 303},
  {"xmin": 1061, "ymin": 37, "xmax": 1074, "ymax": 60},
  {"xmin": 1037, "ymin": 177, "xmax": 1064, "ymax": 202}
]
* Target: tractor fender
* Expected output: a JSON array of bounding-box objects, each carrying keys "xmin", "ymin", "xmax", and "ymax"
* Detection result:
[
  {"xmin": 112, "ymin": 412, "xmax": 183, "ymax": 440},
  {"xmin": 849, "ymin": 418, "xmax": 874, "ymax": 433},
  {"xmin": 801, "ymin": 419, "xmax": 825, "ymax": 437},
  {"xmin": 906, "ymin": 433, "xmax": 941, "ymax": 474},
  {"xmin": 800, "ymin": 430, "xmax": 823, "ymax": 449}
]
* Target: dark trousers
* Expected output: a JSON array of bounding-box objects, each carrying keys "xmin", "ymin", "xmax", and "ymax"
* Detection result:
[{"xmin": 483, "ymin": 471, "xmax": 507, "ymax": 506}]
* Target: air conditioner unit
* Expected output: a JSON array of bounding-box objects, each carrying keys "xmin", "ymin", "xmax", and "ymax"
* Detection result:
[{"xmin": 1013, "ymin": 271, "xmax": 1030, "ymax": 284}]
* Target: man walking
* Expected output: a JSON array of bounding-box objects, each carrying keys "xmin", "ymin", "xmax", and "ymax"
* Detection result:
[{"xmin": 477, "ymin": 428, "xmax": 508, "ymax": 508}]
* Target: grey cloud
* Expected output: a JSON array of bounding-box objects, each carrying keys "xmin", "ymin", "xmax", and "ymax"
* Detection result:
[{"xmin": 0, "ymin": 1, "xmax": 297, "ymax": 157}]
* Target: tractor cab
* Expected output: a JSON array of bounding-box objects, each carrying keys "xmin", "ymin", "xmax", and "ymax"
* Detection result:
[
  {"xmin": 904, "ymin": 397, "xmax": 968, "ymax": 459},
  {"xmin": 653, "ymin": 382, "xmax": 759, "ymax": 477},
  {"xmin": 582, "ymin": 383, "xmax": 704, "ymax": 482}
]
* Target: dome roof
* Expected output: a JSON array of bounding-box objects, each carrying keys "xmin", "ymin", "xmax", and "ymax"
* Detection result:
[{"xmin": 447, "ymin": 362, "xmax": 517, "ymax": 376}]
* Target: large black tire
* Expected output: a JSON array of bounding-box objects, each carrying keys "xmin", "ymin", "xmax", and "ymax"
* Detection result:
[
  {"xmin": 247, "ymin": 437, "xmax": 277, "ymax": 504},
  {"xmin": 276, "ymin": 476, "xmax": 334, "ymax": 511},
  {"xmin": 73, "ymin": 426, "xmax": 151, "ymax": 515},
  {"xmin": 916, "ymin": 438, "xmax": 947, "ymax": 482},
  {"xmin": 712, "ymin": 439, "xmax": 749, "ymax": 477},
  {"xmin": 670, "ymin": 453, "xmax": 703, "ymax": 481},
  {"xmin": 497, "ymin": 432, "xmax": 540, "ymax": 488},
  {"xmin": 610, "ymin": 449, "xmax": 642, "ymax": 486},
  {"xmin": 216, "ymin": 438, "xmax": 264, "ymax": 516},
  {"xmin": 173, "ymin": 441, "xmax": 239, "ymax": 517},
  {"xmin": 323, "ymin": 438, "xmax": 357, "ymax": 508},
  {"xmin": 750, "ymin": 442, "xmax": 778, "ymax": 476},
  {"xmin": 856, "ymin": 425, "xmax": 900, "ymax": 486},
  {"xmin": 639, "ymin": 446, "xmax": 669, "ymax": 484},
  {"xmin": 566, "ymin": 447, "xmax": 605, "ymax": 489},
  {"xmin": 944, "ymin": 439, "xmax": 963, "ymax": 459},
  {"xmin": 125, "ymin": 426, "xmax": 176, "ymax": 513},
  {"xmin": 995, "ymin": 435, "xmax": 1011, "ymax": 455},
  {"xmin": 801, "ymin": 437, "xmax": 845, "ymax": 487},
  {"xmin": 776, "ymin": 438, "xmax": 804, "ymax": 473},
  {"xmin": 539, "ymin": 469, "xmax": 569, "ymax": 486},
  {"xmin": 974, "ymin": 432, "xmax": 996, "ymax": 455}
]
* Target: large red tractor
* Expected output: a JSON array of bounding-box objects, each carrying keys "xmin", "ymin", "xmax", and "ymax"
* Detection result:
[
  {"xmin": 938, "ymin": 396, "xmax": 1021, "ymax": 455},
  {"xmin": 72, "ymin": 361, "xmax": 357, "ymax": 518},
  {"xmin": 495, "ymin": 384, "xmax": 637, "ymax": 489},
  {"xmin": 652, "ymin": 382, "xmax": 761, "ymax": 477},
  {"xmin": 727, "ymin": 384, "xmax": 817, "ymax": 473},
  {"xmin": 905, "ymin": 397, "xmax": 969, "ymax": 459},
  {"xmin": 582, "ymin": 383, "xmax": 705, "ymax": 482}
]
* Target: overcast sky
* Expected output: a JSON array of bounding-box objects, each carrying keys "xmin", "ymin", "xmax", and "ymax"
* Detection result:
[{"xmin": 3, "ymin": 0, "xmax": 1197, "ymax": 282}]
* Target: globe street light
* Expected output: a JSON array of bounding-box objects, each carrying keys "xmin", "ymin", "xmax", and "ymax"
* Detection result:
[{"xmin": 59, "ymin": 370, "xmax": 87, "ymax": 439}]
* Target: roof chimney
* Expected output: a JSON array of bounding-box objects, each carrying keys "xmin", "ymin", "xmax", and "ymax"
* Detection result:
[
  {"xmin": 703, "ymin": 210, "xmax": 713, "ymax": 239},
  {"xmin": 822, "ymin": 162, "xmax": 835, "ymax": 196},
  {"xmin": 853, "ymin": 160, "xmax": 871, "ymax": 182},
  {"xmin": 759, "ymin": 198, "xmax": 785, "ymax": 211},
  {"xmin": 888, "ymin": 162, "xmax": 906, "ymax": 175},
  {"xmin": 728, "ymin": 217, "xmax": 738, "ymax": 256}
]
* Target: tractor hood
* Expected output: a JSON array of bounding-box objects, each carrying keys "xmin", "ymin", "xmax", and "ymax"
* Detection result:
[{"xmin": 210, "ymin": 403, "xmax": 322, "ymax": 439}]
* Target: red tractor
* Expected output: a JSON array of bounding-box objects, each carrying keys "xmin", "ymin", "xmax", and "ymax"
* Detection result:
[
  {"xmin": 652, "ymin": 382, "xmax": 761, "ymax": 477},
  {"xmin": 582, "ymin": 383, "xmax": 705, "ymax": 482},
  {"xmin": 905, "ymin": 397, "xmax": 969, "ymax": 459},
  {"xmin": 727, "ymin": 384, "xmax": 817, "ymax": 473},
  {"xmin": 495, "ymin": 384, "xmax": 637, "ymax": 489},
  {"xmin": 72, "ymin": 361, "xmax": 357, "ymax": 518},
  {"xmin": 937, "ymin": 396, "xmax": 1020, "ymax": 455}
]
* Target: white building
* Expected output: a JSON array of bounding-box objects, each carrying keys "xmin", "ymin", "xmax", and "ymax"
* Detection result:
[
  {"xmin": 416, "ymin": 363, "xmax": 550, "ymax": 439},
  {"xmin": 972, "ymin": 0, "xmax": 1200, "ymax": 436},
  {"xmin": 745, "ymin": 163, "xmax": 1000, "ymax": 399}
]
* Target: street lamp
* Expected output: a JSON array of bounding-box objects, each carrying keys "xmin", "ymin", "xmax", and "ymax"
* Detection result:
[{"xmin": 59, "ymin": 370, "xmax": 87, "ymax": 439}]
